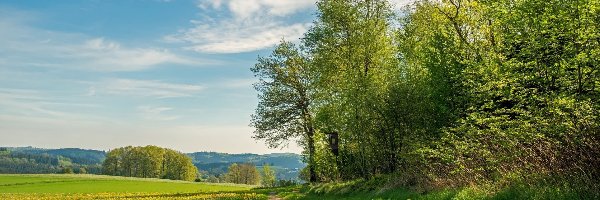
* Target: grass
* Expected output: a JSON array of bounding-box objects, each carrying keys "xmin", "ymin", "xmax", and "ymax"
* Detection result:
[
  {"xmin": 0, "ymin": 174, "xmax": 252, "ymax": 193},
  {"xmin": 0, "ymin": 174, "xmax": 267, "ymax": 199},
  {"xmin": 1, "ymin": 174, "xmax": 595, "ymax": 199},
  {"xmin": 262, "ymin": 176, "xmax": 597, "ymax": 200}
]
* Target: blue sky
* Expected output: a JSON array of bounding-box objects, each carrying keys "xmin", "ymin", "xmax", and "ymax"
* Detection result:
[{"xmin": 0, "ymin": 0, "xmax": 412, "ymax": 154}]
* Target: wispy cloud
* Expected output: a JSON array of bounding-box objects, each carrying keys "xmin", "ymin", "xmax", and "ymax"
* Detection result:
[
  {"xmin": 214, "ymin": 78, "xmax": 256, "ymax": 89},
  {"xmin": 137, "ymin": 106, "xmax": 180, "ymax": 121},
  {"xmin": 198, "ymin": 0, "xmax": 315, "ymax": 18},
  {"xmin": 0, "ymin": 88, "xmax": 98, "ymax": 119},
  {"xmin": 166, "ymin": 0, "xmax": 314, "ymax": 53},
  {"xmin": 102, "ymin": 79, "xmax": 204, "ymax": 98},
  {"xmin": 0, "ymin": 14, "xmax": 197, "ymax": 72},
  {"xmin": 79, "ymin": 38, "xmax": 193, "ymax": 71}
]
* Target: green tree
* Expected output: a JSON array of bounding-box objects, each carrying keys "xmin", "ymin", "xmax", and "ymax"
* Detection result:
[
  {"xmin": 225, "ymin": 163, "xmax": 261, "ymax": 185},
  {"xmin": 304, "ymin": 0, "xmax": 399, "ymax": 179},
  {"xmin": 62, "ymin": 167, "xmax": 73, "ymax": 174},
  {"xmin": 78, "ymin": 167, "xmax": 87, "ymax": 174},
  {"xmin": 261, "ymin": 164, "xmax": 276, "ymax": 187},
  {"xmin": 251, "ymin": 41, "xmax": 318, "ymax": 182},
  {"xmin": 102, "ymin": 146, "xmax": 197, "ymax": 181}
]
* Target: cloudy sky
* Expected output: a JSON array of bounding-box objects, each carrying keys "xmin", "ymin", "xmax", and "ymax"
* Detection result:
[{"xmin": 0, "ymin": 0, "xmax": 412, "ymax": 154}]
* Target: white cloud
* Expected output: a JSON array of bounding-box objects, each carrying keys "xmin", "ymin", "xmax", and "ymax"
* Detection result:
[
  {"xmin": 167, "ymin": 0, "xmax": 314, "ymax": 53},
  {"xmin": 138, "ymin": 106, "xmax": 180, "ymax": 121},
  {"xmin": 0, "ymin": 17, "xmax": 197, "ymax": 72},
  {"xmin": 212, "ymin": 78, "xmax": 256, "ymax": 89},
  {"xmin": 171, "ymin": 0, "xmax": 417, "ymax": 54},
  {"xmin": 169, "ymin": 21, "xmax": 309, "ymax": 53},
  {"xmin": 86, "ymin": 86, "xmax": 97, "ymax": 97},
  {"xmin": 200, "ymin": 0, "xmax": 315, "ymax": 18},
  {"xmin": 78, "ymin": 38, "xmax": 193, "ymax": 71},
  {"xmin": 0, "ymin": 88, "xmax": 98, "ymax": 119},
  {"xmin": 102, "ymin": 79, "xmax": 204, "ymax": 98}
]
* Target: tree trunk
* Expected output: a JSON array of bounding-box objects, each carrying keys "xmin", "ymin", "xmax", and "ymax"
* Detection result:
[{"xmin": 307, "ymin": 129, "xmax": 317, "ymax": 183}]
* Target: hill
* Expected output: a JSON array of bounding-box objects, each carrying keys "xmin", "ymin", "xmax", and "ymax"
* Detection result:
[
  {"xmin": 188, "ymin": 152, "xmax": 303, "ymax": 168},
  {"xmin": 189, "ymin": 152, "xmax": 305, "ymax": 181},
  {"xmin": 0, "ymin": 147, "xmax": 104, "ymax": 174},
  {"xmin": 0, "ymin": 147, "xmax": 305, "ymax": 181},
  {"xmin": 6, "ymin": 147, "xmax": 106, "ymax": 165}
]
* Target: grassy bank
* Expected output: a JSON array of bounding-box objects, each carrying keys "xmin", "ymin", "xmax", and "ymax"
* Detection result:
[
  {"xmin": 266, "ymin": 177, "xmax": 596, "ymax": 200},
  {"xmin": 1, "ymin": 174, "xmax": 595, "ymax": 199}
]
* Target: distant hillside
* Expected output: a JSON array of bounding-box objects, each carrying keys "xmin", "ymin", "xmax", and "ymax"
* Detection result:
[
  {"xmin": 7, "ymin": 147, "xmax": 106, "ymax": 165},
  {"xmin": 0, "ymin": 147, "xmax": 305, "ymax": 181},
  {"xmin": 188, "ymin": 152, "xmax": 305, "ymax": 181},
  {"xmin": 188, "ymin": 152, "xmax": 304, "ymax": 168},
  {"xmin": 0, "ymin": 147, "xmax": 104, "ymax": 174}
]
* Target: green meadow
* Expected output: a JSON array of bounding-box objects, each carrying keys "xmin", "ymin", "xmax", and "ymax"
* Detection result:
[
  {"xmin": 0, "ymin": 174, "xmax": 265, "ymax": 200},
  {"xmin": 0, "ymin": 174, "xmax": 594, "ymax": 200},
  {"xmin": 0, "ymin": 174, "xmax": 251, "ymax": 193}
]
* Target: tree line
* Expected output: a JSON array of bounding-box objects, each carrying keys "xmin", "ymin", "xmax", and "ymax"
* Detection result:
[
  {"xmin": 0, "ymin": 148, "xmax": 101, "ymax": 174},
  {"xmin": 102, "ymin": 146, "xmax": 198, "ymax": 181},
  {"xmin": 251, "ymin": 0, "xmax": 599, "ymax": 192}
]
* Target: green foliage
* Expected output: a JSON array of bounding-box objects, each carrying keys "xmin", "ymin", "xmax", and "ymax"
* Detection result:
[
  {"xmin": 0, "ymin": 174, "xmax": 252, "ymax": 193},
  {"xmin": 191, "ymin": 152, "xmax": 305, "ymax": 181},
  {"xmin": 269, "ymin": 177, "xmax": 593, "ymax": 200},
  {"xmin": 62, "ymin": 167, "xmax": 74, "ymax": 174},
  {"xmin": 102, "ymin": 145, "xmax": 198, "ymax": 181},
  {"xmin": 250, "ymin": 0, "xmax": 600, "ymax": 195},
  {"xmin": 77, "ymin": 167, "xmax": 87, "ymax": 174},
  {"xmin": 1, "ymin": 193, "xmax": 268, "ymax": 200},
  {"xmin": 224, "ymin": 163, "xmax": 261, "ymax": 185},
  {"xmin": 0, "ymin": 150, "xmax": 102, "ymax": 174},
  {"xmin": 261, "ymin": 164, "xmax": 276, "ymax": 187},
  {"xmin": 251, "ymin": 41, "xmax": 318, "ymax": 182}
]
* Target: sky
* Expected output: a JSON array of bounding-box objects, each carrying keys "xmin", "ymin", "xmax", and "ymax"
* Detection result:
[{"xmin": 0, "ymin": 0, "xmax": 414, "ymax": 154}]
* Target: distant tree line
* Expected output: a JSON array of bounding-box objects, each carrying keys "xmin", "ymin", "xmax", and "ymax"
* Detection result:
[
  {"xmin": 0, "ymin": 148, "xmax": 101, "ymax": 174},
  {"xmin": 251, "ymin": 0, "xmax": 599, "ymax": 194},
  {"xmin": 102, "ymin": 145, "xmax": 198, "ymax": 181}
]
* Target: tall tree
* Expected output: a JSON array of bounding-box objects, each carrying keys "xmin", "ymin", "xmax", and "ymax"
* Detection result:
[
  {"xmin": 304, "ymin": 0, "xmax": 398, "ymax": 178},
  {"xmin": 251, "ymin": 41, "xmax": 318, "ymax": 182}
]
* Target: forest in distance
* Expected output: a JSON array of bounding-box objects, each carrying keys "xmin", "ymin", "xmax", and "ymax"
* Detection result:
[
  {"xmin": 250, "ymin": 0, "xmax": 599, "ymax": 198},
  {"xmin": 0, "ymin": 146, "xmax": 304, "ymax": 185}
]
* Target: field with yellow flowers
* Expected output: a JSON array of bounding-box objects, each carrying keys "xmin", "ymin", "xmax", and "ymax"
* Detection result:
[{"xmin": 0, "ymin": 174, "xmax": 267, "ymax": 200}]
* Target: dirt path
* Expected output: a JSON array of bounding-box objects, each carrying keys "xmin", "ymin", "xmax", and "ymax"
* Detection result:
[{"xmin": 268, "ymin": 191, "xmax": 283, "ymax": 200}]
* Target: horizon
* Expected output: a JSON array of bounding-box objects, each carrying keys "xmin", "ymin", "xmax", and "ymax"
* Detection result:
[
  {"xmin": 1, "ymin": 145, "xmax": 301, "ymax": 155},
  {"xmin": 0, "ymin": 0, "xmax": 316, "ymax": 154},
  {"xmin": 0, "ymin": 0, "xmax": 413, "ymax": 154}
]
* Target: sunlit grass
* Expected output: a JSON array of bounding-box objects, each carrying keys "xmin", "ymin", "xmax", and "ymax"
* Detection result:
[{"xmin": 0, "ymin": 174, "xmax": 252, "ymax": 194}]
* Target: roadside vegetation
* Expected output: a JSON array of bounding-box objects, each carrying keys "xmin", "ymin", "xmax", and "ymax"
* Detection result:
[{"xmin": 251, "ymin": 0, "xmax": 599, "ymax": 198}]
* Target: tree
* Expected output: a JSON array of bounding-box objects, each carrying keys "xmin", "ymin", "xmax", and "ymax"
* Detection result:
[
  {"xmin": 261, "ymin": 164, "xmax": 276, "ymax": 187},
  {"xmin": 304, "ymin": 0, "xmax": 399, "ymax": 179},
  {"xmin": 249, "ymin": 0, "xmax": 600, "ymax": 194},
  {"xmin": 225, "ymin": 163, "xmax": 261, "ymax": 185},
  {"xmin": 102, "ymin": 146, "xmax": 198, "ymax": 181},
  {"xmin": 62, "ymin": 167, "xmax": 73, "ymax": 174},
  {"xmin": 251, "ymin": 41, "xmax": 318, "ymax": 182}
]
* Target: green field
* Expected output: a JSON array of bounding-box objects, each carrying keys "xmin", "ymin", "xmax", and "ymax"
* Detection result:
[{"xmin": 0, "ymin": 174, "xmax": 266, "ymax": 199}]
